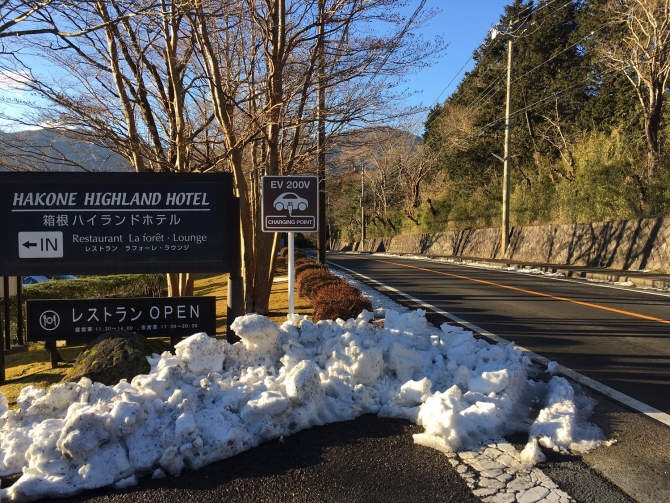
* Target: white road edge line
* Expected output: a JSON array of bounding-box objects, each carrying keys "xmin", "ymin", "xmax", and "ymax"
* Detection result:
[
  {"xmin": 339, "ymin": 251, "xmax": 670, "ymax": 298},
  {"xmin": 329, "ymin": 260, "xmax": 670, "ymax": 429}
]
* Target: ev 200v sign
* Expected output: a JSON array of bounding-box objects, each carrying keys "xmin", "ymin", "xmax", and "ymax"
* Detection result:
[{"xmin": 261, "ymin": 176, "xmax": 319, "ymax": 232}]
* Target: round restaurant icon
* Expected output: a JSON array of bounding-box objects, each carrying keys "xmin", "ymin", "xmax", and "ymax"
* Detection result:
[{"xmin": 39, "ymin": 310, "xmax": 60, "ymax": 331}]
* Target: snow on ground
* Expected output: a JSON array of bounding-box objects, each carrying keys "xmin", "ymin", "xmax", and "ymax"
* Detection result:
[{"xmin": 0, "ymin": 275, "xmax": 609, "ymax": 502}]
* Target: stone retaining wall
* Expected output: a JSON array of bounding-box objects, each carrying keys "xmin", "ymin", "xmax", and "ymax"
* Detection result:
[{"xmin": 331, "ymin": 218, "xmax": 670, "ymax": 272}]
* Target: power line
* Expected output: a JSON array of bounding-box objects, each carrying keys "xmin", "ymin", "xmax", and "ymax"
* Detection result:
[
  {"xmin": 421, "ymin": 0, "xmax": 591, "ymax": 138},
  {"xmin": 428, "ymin": 0, "xmax": 570, "ymax": 116},
  {"xmin": 473, "ymin": 63, "xmax": 619, "ymax": 139},
  {"xmin": 427, "ymin": 55, "xmax": 473, "ymax": 111},
  {"xmin": 458, "ymin": 1, "xmax": 591, "ymax": 126},
  {"xmin": 511, "ymin": 26, "xmax": 603, "ymax": 88},
  {"xmin": 416, "ymin": 56, "xmax": 506, "ymax": 136}
]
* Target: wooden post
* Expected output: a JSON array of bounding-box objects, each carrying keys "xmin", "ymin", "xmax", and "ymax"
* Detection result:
[
  {"xmin": 44, "ymin": 341, "xmax": 62, "ymax": 369},
  {"xmin": 501, "ymin": 37, "xmax": 513, "ymax": 258},
  {"xmin": 17, "ymin": 277, "xmax": 24, "ymax": 345}
]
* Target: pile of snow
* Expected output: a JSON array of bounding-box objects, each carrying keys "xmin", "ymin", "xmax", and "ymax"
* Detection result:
[{"xmin": 0, "ymin": 310, "xmax": 607, "ymax": 502}]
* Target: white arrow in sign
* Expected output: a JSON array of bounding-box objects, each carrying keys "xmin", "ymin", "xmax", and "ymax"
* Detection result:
[{"xmin": 18, "ymin": 232, "xmax": 63, "ymax": 258}]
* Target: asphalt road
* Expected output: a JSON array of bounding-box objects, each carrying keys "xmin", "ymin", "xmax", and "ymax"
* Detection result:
[
  {"xmin": 56, "ymin": 415, "xmax": 478, "ymax": 503},
  {"xmin": 326, "ymin": 253, "xmax": 670, "ymax": 415}
]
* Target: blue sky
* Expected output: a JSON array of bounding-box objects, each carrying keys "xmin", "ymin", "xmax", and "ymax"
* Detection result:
[
  {"xmin": 0, "ymin": 1, "xmax": 511, "ymax": 132},
  {"xmin": 400, "ymin": 1, "xmax": 511, "ymax": 126}
]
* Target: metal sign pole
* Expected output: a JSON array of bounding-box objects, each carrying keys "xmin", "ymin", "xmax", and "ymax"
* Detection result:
[
  {"xmin": 0, "ymin": 281, "xmax": 4, "ymax": 382},
  {"xmin": 288, "ymin": 232, "xmax": 295, "ymax": 316},
  {"xmin": 3, "ymin": 277, "xmax": 9, "ymax": 351}
]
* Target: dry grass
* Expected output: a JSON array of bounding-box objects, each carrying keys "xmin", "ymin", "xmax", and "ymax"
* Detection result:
[
  {"xmin": 0, "ymin": 344, "xmax": 84, "ymax": 409},
  {"xmin": 0, "ymin": 272, "xmax": 312, "ymax": 409},
  {"xmin": 265, "ymin": 277, "xmax": 313, "ymax": 325}
]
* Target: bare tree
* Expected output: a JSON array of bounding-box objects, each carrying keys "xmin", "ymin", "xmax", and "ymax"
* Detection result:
[
  {"xmin": 2, "ymin": 0, "xmax": 443, "ymax": 313},
  {"xmin": 187, "ymin": 0, "xmax": 442, "ymax": 313},
  {"xmin": 332, "ymin": 125, "xmax": 437, "ymax": 231},
  {"xmin": 1, "ymin": 0, "xmax": 225, "ymax": 296},
  {"xmin": 0, "ymin": 0, "xmax": 142, "ymax": 42},
  {"xmin": 0, "ymin": 1, "xmax": 54, "ymax": 38},
  {"xmin": 600, "ymin": 0, "xmax": 670, "ymax": 178}
]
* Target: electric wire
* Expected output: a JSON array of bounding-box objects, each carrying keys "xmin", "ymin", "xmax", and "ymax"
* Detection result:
[
  {"xmin": 418, "ymin": 0, "xmax": 594, "ymax": 139},
  {"xmin": 417, "ymin": 0, "xmax": 574, "ymax": 136},
  {"xmin": 450, "ymin": 1, "xmax": 589, "ymax": 124},
  {"xmin": 471, "ymin": 62, "xmax": 619, "ymax": 138}
]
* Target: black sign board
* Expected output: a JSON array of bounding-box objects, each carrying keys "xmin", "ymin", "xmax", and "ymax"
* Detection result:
[
  {"xmin": 261, "ymin": 176, "xmax": 319, "ymax": 232},
  {"xmin": 0, "ymin": 172, "xmax": 234, "ymax": 276},
  {"xmin": 26, "ymin": 296, "xmax": 217, "ymax": 342}
]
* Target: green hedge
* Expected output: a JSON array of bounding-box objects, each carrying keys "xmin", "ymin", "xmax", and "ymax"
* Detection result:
[{"xmin": 20, "ymin": 274, "xmax": 166, "ymax": 300}]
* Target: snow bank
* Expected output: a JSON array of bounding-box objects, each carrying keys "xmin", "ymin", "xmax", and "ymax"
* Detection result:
[{"xmin": 0, "ymin": 310, "xmax": 606, "ymax": 502}]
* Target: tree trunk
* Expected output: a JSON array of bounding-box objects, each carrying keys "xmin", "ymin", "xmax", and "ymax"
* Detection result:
[
  {"xmin": 645, "ymin": 84, "xmax": 663, "ymax": 180},
  {"xmin": 167, "ymin": 273, "xmax": 194, "ymax": 297},
  {"xmin": 95, "ymin": 0, "xmax": 145, "ymax": 173},
  {"xmin": 627, "ymin": 173, "xmax": 646, "ymax": 216}
]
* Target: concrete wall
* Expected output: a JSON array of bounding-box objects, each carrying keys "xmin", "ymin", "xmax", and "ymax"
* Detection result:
[{"xmin": 331, "ymin": 217, "xmax": 670, "ymax": 272}]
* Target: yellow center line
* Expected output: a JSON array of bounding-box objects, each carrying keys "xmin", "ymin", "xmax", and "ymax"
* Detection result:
[{"xmin": 374, "ymin": 258, "xmax": 670, "ymax": 325}]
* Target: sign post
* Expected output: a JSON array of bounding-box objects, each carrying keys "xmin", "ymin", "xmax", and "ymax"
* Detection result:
[
  {"xmin": 261, "ymin": 176, "xmax": 319, "ymax": 316},
  {"xmin": 227, "ymin": 198, "xmax": 244, "ymax": 343}
]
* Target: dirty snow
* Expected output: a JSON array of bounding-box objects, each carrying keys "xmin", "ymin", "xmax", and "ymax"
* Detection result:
[{"xmin": 0, "ymin": 284, "xmax": 608, "ymax": 502}]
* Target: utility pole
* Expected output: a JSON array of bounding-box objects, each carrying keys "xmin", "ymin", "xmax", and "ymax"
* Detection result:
[
  {"xmin": 502, "ymin": 35, "xmax": 513, "ymax": 257},
  {"xmin": 360, "ymin": 163, "xmax": 366, "ymax": 244},
  {"xmin": 489, "ymin": 23, "xmax": 526, "ymax": 258},
  {"xmin": 316, "ymin": 57, "xmax": 326, "ymax": 264},
  {"xmin": 316, "ymin": 1, "xmax": 327, "ymax": 264}
]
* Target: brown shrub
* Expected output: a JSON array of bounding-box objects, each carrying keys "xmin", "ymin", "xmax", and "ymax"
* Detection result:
[
  {"xmin": 275, "ymin": 255, "xmax": 311, "ymax": 276},
  {"xmin": 280, "ymin": 247, "xmax": 306, "ymax": 259},
  {"xmin": 296, "ymin": 268, "xmax": 331, "ymax": 296},
  {"xmin": 295, "ymin": 257, "xmax": 311, "ymax": 267},
  {"xmin": 275, "ymin": 256, "xmax": 287, "ymax": 275},
  {"xmin": 307, "ymin": 276, "xmax": 347, "ymax": 300},
  {"xmin": 297, "ymin": 269, "xmax": 346, "ymax": 299},
  {"xmin": 312, "ymin": 282, "xmax": 372, "ymax": 322},
  {"xmin": 295, "ymin": 261, "xmax": 327, "ymax": 278}
]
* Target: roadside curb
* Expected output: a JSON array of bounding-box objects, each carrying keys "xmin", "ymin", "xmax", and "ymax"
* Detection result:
[
  {"xmin": 357, "ymin": 252, "xmax": 670, "ymax": 290},
  {"xmin": 446, "ymin": 258, "xmax": 670, "ymax": 289}
]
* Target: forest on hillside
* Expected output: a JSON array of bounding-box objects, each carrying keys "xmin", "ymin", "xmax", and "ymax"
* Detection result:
[{"xmin": 329, "ymin": 0, "xmax": 670, "ymax": 242}]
